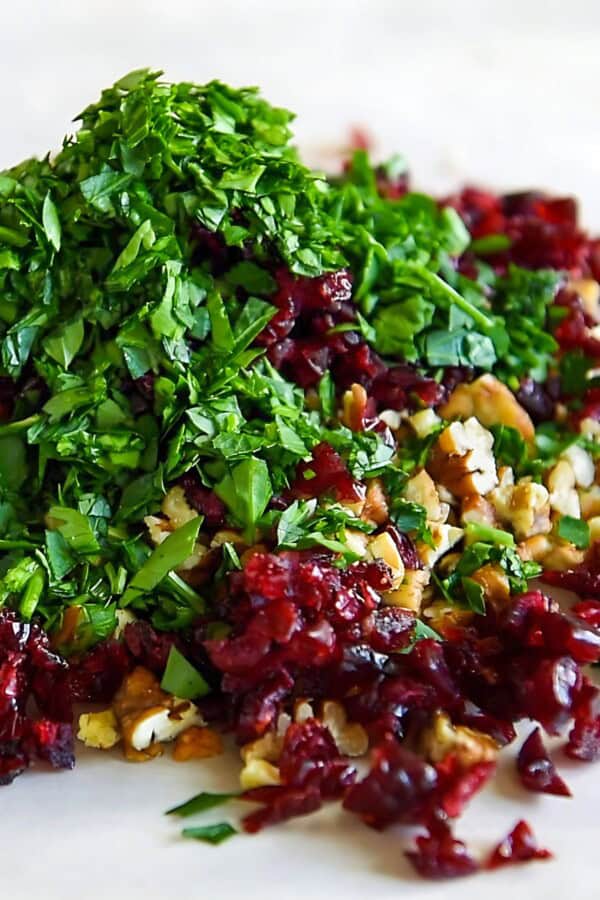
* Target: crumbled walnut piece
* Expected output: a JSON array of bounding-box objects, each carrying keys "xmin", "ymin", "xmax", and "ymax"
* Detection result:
[
  {"xmin": 471, "ymin": 563, "xmax": 511, "ymax": 610},
  {"xmin": 588, "ymin": 516, "xmax": 600, "ymax": 542},
  {"xmin": 571, "ymin": 278, "xmax": 600, "ymax": 321},
  {"xmin": 173, "ymin": 726, "xmax": 222, "ymax": 761},
  {"xmin": 579, "ymin": 485, "xmax": 600, "ymax": 520},
  {"xmin": 561, "ymin": 444, "xmax": 595, "ymax": 488},
  {"xmin": 368, "ymin": 531, "xmax": 405, "ymax": 586},
  {"xmin": 240, "ymin": 758, "xmax": 282, "ymax": 790},
  {"xmin": 417, "ymin": 524, "xmax": 464, "ymax": 568},
  {"xmin": 422, "ymin": 602, "xmax": 474, "ymax": 633},
  {"xmin": 362, "ymin": 478, "xmax": 389, "ymax": 526},
  {"xmin": 378, "ymin": 408, "xmax": 403, "ymax": 430},
  {"xmin": 429, "ymin": 418, "xmax": 498, "ymax": 497},
  {"xmin": 461, "ymin": 494, "xmax": 497, "ymax": 528},
  {"xmin": 383, "ymin": 569, "xmax": 430, "ymax": 612},
  {"xmin": 210, "ymin": 529, "xmax": 245, "ymax": 549},
  {"xmin": 77, "ymin": 709, "xmax": 121, "ymax": 750},
  {"xmin": 547, "ymin": 460, "xmax": 580, "ymax": 518},
  {"xmin": 404, "ymin": 469, "xmax": 447, "ymax": 522},
  {"xmin": 407, "ymin": 408, "xmax": 441, "ymax": 439},
  {"xmin": 438, "ymin": 374, "xmax": 535, "ymax": 442},
  {"xmin": 341, "ymin": 383, "xmax": 368, "ymax": 431},
  {"xmin": 161, "ymin": 485, "xmax": 199, "ymax": 528},
  {"xmin": 517, "ymin": 534, "xmax": 584, "ymax": 570},
  {"xmin": 489, "ymin": 479, "xmax": 552, "ymax": 540},
  {"xmin": 241, "ymin": 730, "xmax": 284, "ymax": 764},
  {"xmin": 112, "ymin": 666, "xmax": 203, "ymax": 762},
  {"xmin": 321, "ymin": 701, "xmax": 369, "ymax": 757},
  {"xmin": 421, "ymin": 711, "xmax": 499, "ymax": 767}
]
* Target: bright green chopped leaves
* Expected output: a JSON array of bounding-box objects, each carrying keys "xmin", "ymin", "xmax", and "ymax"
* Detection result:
[
  {"xmin": 557, "ymin": 515, "xmax": 590, "ymax": 549},
  {"xmin": 122, "ymin": 517, "xmax": 202, "ymax": 605},
  {"xmin": 166, "ymin": 791, "xmax": 239, "ymax": 817},
  {"xmin": 181, "ymin": 823, "xmax": 237, "ymax": 845},
  {"xmin": 161, "ymin": 645, "xmax": 211, "ymax": 699}
]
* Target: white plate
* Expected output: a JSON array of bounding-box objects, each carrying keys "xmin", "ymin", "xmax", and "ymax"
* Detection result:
[{"xmin": 3, "ymin": 709, "xmax": 599, "ymax": 899}]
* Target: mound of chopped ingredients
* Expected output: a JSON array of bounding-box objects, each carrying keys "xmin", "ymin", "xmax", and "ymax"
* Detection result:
[{"xmin": 2, "ymin": 69, "xmax": 600, "ymax": 878}]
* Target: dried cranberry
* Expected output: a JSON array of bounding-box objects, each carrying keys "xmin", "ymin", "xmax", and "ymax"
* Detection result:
[
  {"xmin": 242, "ymin": 785, "xmax": 323, "ymax": 833},
  {"xmin": 516, "ymin": 378, "xmax": 555, "ymax": 423},
  {"xmin": 180, "ymin": 473, "xmax": 227, "ymax": 529},
  {"xmin": 517, "ymin": 727, "xmax": 570, "ymax": 796},
  {"xmin": 29, "ymin": 720, "xmax": 75, "ymax": 770},
  {"xmin": 123, "ymin": 623, "xmax": 174, "ymax": 676},
  {"xmin": 487, "ymin": 820, "xmax": 552, "ymax": 868},
  {"xmin": 565, "ymin": 678, "xmax": 600, "ymax": 761},
  {"xmin": 405, "ymin": 822, "xmax": 480, "ymax": 879},
  {"xmin": 290, "ymin": 442, "xmax": 364, "ymax": 503}
]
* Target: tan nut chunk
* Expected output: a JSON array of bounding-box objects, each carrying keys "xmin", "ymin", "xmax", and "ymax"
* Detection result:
[
  {"xmin": 293, "ymin": 699, "xmax": 315, "ymax": 724},
  {"xmin": 421, "ymin": 711, "xmax": 499, "ymax": 767},
  {"xmin": 379, "ymin": 408, "xmax": 403, "ymax": 430},
  {"xmin": 517, "ymin": 534, "xmax": 553, "ymax": 563},
  {"xmin": 407, "ymin": 408, "xmax": 441, "ymax": 439},
  {"xmin": 571, "ymin": 278, "xmax": 600, "ymax": 321},
  {"xmin": 344, "ymin": 528, "xmax": 370, "ymax": 558},
  {"xmin": 161, "ymin": 485, "xmax": 199, "ymax": 528},
  {"xmin": 210, "ymin": 529, "xmax": 245, "ymax": 549},
  {"xmin": 471, "ymin": 563, "xmax": 510, "ymax": 610},
  {"xmin": 579, "ymin": 485, "xmax": 600, "ymax": 519},
  {"xmin": 489, "ymin": 480, "xmax": 552, "ymax": 540},
  {"xmin": 144, "ymin": 514, "xmax": 171, "ymax": 546},
  {"xmin": 383, "ymin": 569, "xmax": 430, "ymax": 612},
  {"xmin": 368, "ymin": 531, "xmax": 405, "ymax": 586},
  {"xmin": 588, "ymin": 516, "xmax": 600, "ymax": 543},
  {"xmin": 362, "ymin": 478, "xmax": 389, "ymax": 526},
  {"xmin": 404, "ymin": 469, "xmax": 446, "ymax": 522},
  {"xmin": 438, "ymin": 374, "xmax": 535, "ymax": 443},
  {"xmin": 542, "ymin": 541, "xmax": 584, "ymax": 571},
  {"xmin": 321, "ymin": 701, "xmax": 369, "ymax": 757},
  {"xmin": 422, "ymin": 602, "xmax": 474, "ymax": 634},
  {"xmin": 240, "ymin": 759, "xmax": 281, "ymax": 790},
  {"xmin": 173, "ymin": 726, "xmax": 222, "ymax": 762},
  {"xmin": 112, "ymin": 666, "xmax": 204, "ymax": 761},
  {"xmin": 461, "ymin": 494, "xmax": 497, "ymax": 528},
  {"xmin": 579, "ymin": 417, "xmax": 600, "ymax": 438},
  {"xmin": 547, "ymin": 460, "xmax": 580, "ymax": 518},
  {"xmin": 417, "ymin": 524, "xmax": 464, "ymax": 568},
  {"xmin": 429, "ymin": 418, "xmax": 498, "ymax": 497},
  {"xmin": 77, "ymin": 709, "xmax": 121, "ymax": 750},
  {"xmin": 341, "ymin": 383, "xmax": 369, "ymax": 432},
  {"xmin": 561, "ymin": 444, "xmax": 595, "ymax": 488},
  {"xmin": 241, "ymin": 730, "xmax": 284, "ymax": 765}
]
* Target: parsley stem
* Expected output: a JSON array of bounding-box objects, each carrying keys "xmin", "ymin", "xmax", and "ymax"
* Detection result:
[
  {"xmin": 0, "ymin": 414, "xmax": 42, "ymax": 435},
  {"xmin": 426, "ymin": 271, "xmax": 495, "ymax": 332}
]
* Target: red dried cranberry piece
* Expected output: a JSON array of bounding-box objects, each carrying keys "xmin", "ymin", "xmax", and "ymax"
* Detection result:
[
  {"xmin": 544, "ymin": 544, "xmax": 600, "ymax": 598},
  {"xmin": 362, "ymin": 607, "xmax": 415, "ymax": 653},
  {"xmin": 513, "ymin": 655, "xmax": 581, "ymax": 734},
  {"xmin": 343, "ymin": 737, "xmax": 438, "ymax": 829},
  {"xmin": 290, "ymin": 442, "xmax": 364, "ymax": 503},
  {"xmin": 278, "ymin": 718, "xmax": 355, "ymax": 797},
  {"xmin": 29, "ymin": 720, "xmax": 75, "ymax": 770},
  {"xmin": 405, "ymin": 822, "xmax": 480, "ymax": 880},
  {"xmin": 487, "ymin": 820, "xmax": 552, "ymax": 869},
  {"xmin": 123, "ymin": 623, "xmax": 174, "ymax": 676},
  {"xmin": 516, "ymin": 378, "xmax": 555, "ymax": 423},
  {"xmin": 436, "ymin": 755, "xmax": 496, "ymax": 819},
  {"xmin": 69, "ymin": 639, "xmax": 130, "ymax": 703},
  {"xmin": 242, "ymin": 785, "xmax": 323, "ymax": 833},
  {"xmin": 387, "ymin": 526, "xmax": 422, "ymax": 570},
  {"xmin": 565, "ymin": 678, "xmax": 600, "ymax": 761},
  {"xmin": 571, "ymin": 599, "xmax": 600, "ymax": 628},
  {"xmin": 180, "ymin": 474, "xmax": 226, "ymax": 528},
  {"xmin": 517, "ymin": 727, "xmax": 571, "ymax": 796},
  {"xmin": 0, "ymin": 742, "xmax": 28, "ymax": 785},
  {"xmin": 235, "ymin": 670, "xmax": 293, "ymax": 743}
]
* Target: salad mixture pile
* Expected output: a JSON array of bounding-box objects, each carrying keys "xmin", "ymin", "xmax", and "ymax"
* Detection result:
[{"xmin": 3, "ymin": 69, "xmax": 600, "ymax": 878}]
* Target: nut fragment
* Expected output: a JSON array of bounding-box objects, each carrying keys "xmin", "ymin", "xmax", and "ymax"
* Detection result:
[
  {"xmin": 517, "ymin": 534, "xmax": 584, "ymax": 570},
  {"xmin": 77, "ymin": 709, "xmax": 121, "ymax": 750},
  {"xmin": 421, "ymin": 711, "xmax": 499, "ymax": 767},
  {"xmin": 571, "ymin": 278, "xmax": 600, "ymax": 321},
  {"xmin": 561, "ymin": 444, "xmax": 595, "ymax": 488},
  {"xmin": 362, "ymin": 478, "xmax": 389, "ymax": 526},
  {"xmin": 460, "ymin": 494, "xmax": 496, "ymax": 528},
  {"xmin": 470, "ymin": 563, "xmax": 510, "ymax": 610},
  {"xmin": 173, "ymin": 726, "xmax": 223, "ymax": 762},
  {"xmin": 341, "ymin": 383, "xmax": 368, "ymax": 432},
  {"xmin": 438, "ymin": 374, "xmax": 535, "ymax": 442},
  {"xmin": 404, "ymin": 469, "xmax": 447, "ymax": 522},
  {"xmin": 321, "ymin": 700, "xmax": 369, "ymax": 757},
  {"xmin": 368, "ymin": 531, "xmax": 405, "ymax": 586},
  {"xmin": 429, "ymin": 418, "xmax": 498, "ymax": 497},
  {"xmin": 239, "ymin": 758, "xmax": 281, "ymax": 790},
  {"xmin": 579, "ymin": 485, "xmax": 600, "ymax": 520},
  {"xmin": 417, "ymin": 524, "xmax": 464, "ymax": 568},
  {"xmin": 489, "ymin": 479, "xmax": 552, "ymax": 540},
  {"xmin": 161, "ymin": 485, "xmax": 199, "ymax": 528},
  {"xmin": 112, "ymin": 666, "xmax": 204, "ymax": 761},
  {"xmin": 407, "ymin": 408, "xmax": 441, "ymax": 439},
  {"xmin": 241, "ymin": 730, "xmax": 284, "ymax": 764},
  {"xmin": 547, "ymin": 460, "xmax": 580, "ymax": 518},
  {"xmin": 383, "ymin": 569, "xmax": 430, "ymax": 612}
]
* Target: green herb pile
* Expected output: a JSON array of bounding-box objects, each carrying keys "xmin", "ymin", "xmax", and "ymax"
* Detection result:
[{"xmin": 0, "ymin": 69, "xmax": 569, "ymax": 648}]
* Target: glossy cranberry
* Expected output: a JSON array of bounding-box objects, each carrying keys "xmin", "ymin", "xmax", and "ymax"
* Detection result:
[
  {"xmin": 242, "ymin": 785, "xmax": 323, "ymax": 833},
  {"xmin": 571, "ymin": 600, "xmax": 600, "ymax": 628},
  {"xmin": 362, "ymin": 607, "xmax": 415, "ymax": 653},
  {"xmin": 487, "ymin": 820, "xmax": 552, "ymax": 868},
  {"xmin": 517, "ymin": 727, "xmax": 571, "ymax": 796},
  {"xmin": 278, "ymin": 719, "xmax": 356, "ymax": 797},
  {"xmin": 122, "ymin": 623, "xmax": 174, "ymax": 676},
  {"xmin": 406, "ymin": 823, "xmax": 480, "ymax": 879},
  {"xmin": 29, "ymin": 720, "xmax": 75, "ymax": 770},
  {"xmin": 565, "ymin": 678, "xmax": 600, "ymax": 761},
  {"xmin": 388, "ymin": 526, "xmax": 422, "ymax": 570},
  {"xmin": 516, "ymin": 378, "xmax": 555, "ymax": 423},
  {"xmin": 180, "ymin": 473, "xmax": 227, "ymax": 528},
  {"xmin": 343, "ymin": 738, "xmax": 438, "ymax": 829},
  {"xmin": 290, "ymin": 442, "xmax": 364, "ymax": 503}
]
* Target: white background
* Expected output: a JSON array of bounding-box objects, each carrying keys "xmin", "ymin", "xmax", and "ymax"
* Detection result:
[
  {"xmin": 3, "ymin": 0, "xmax": 600, "ymax": 223},
  {"xmin": 2, "ymin": 3, "xmax": 600, "ymax": 898}
]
